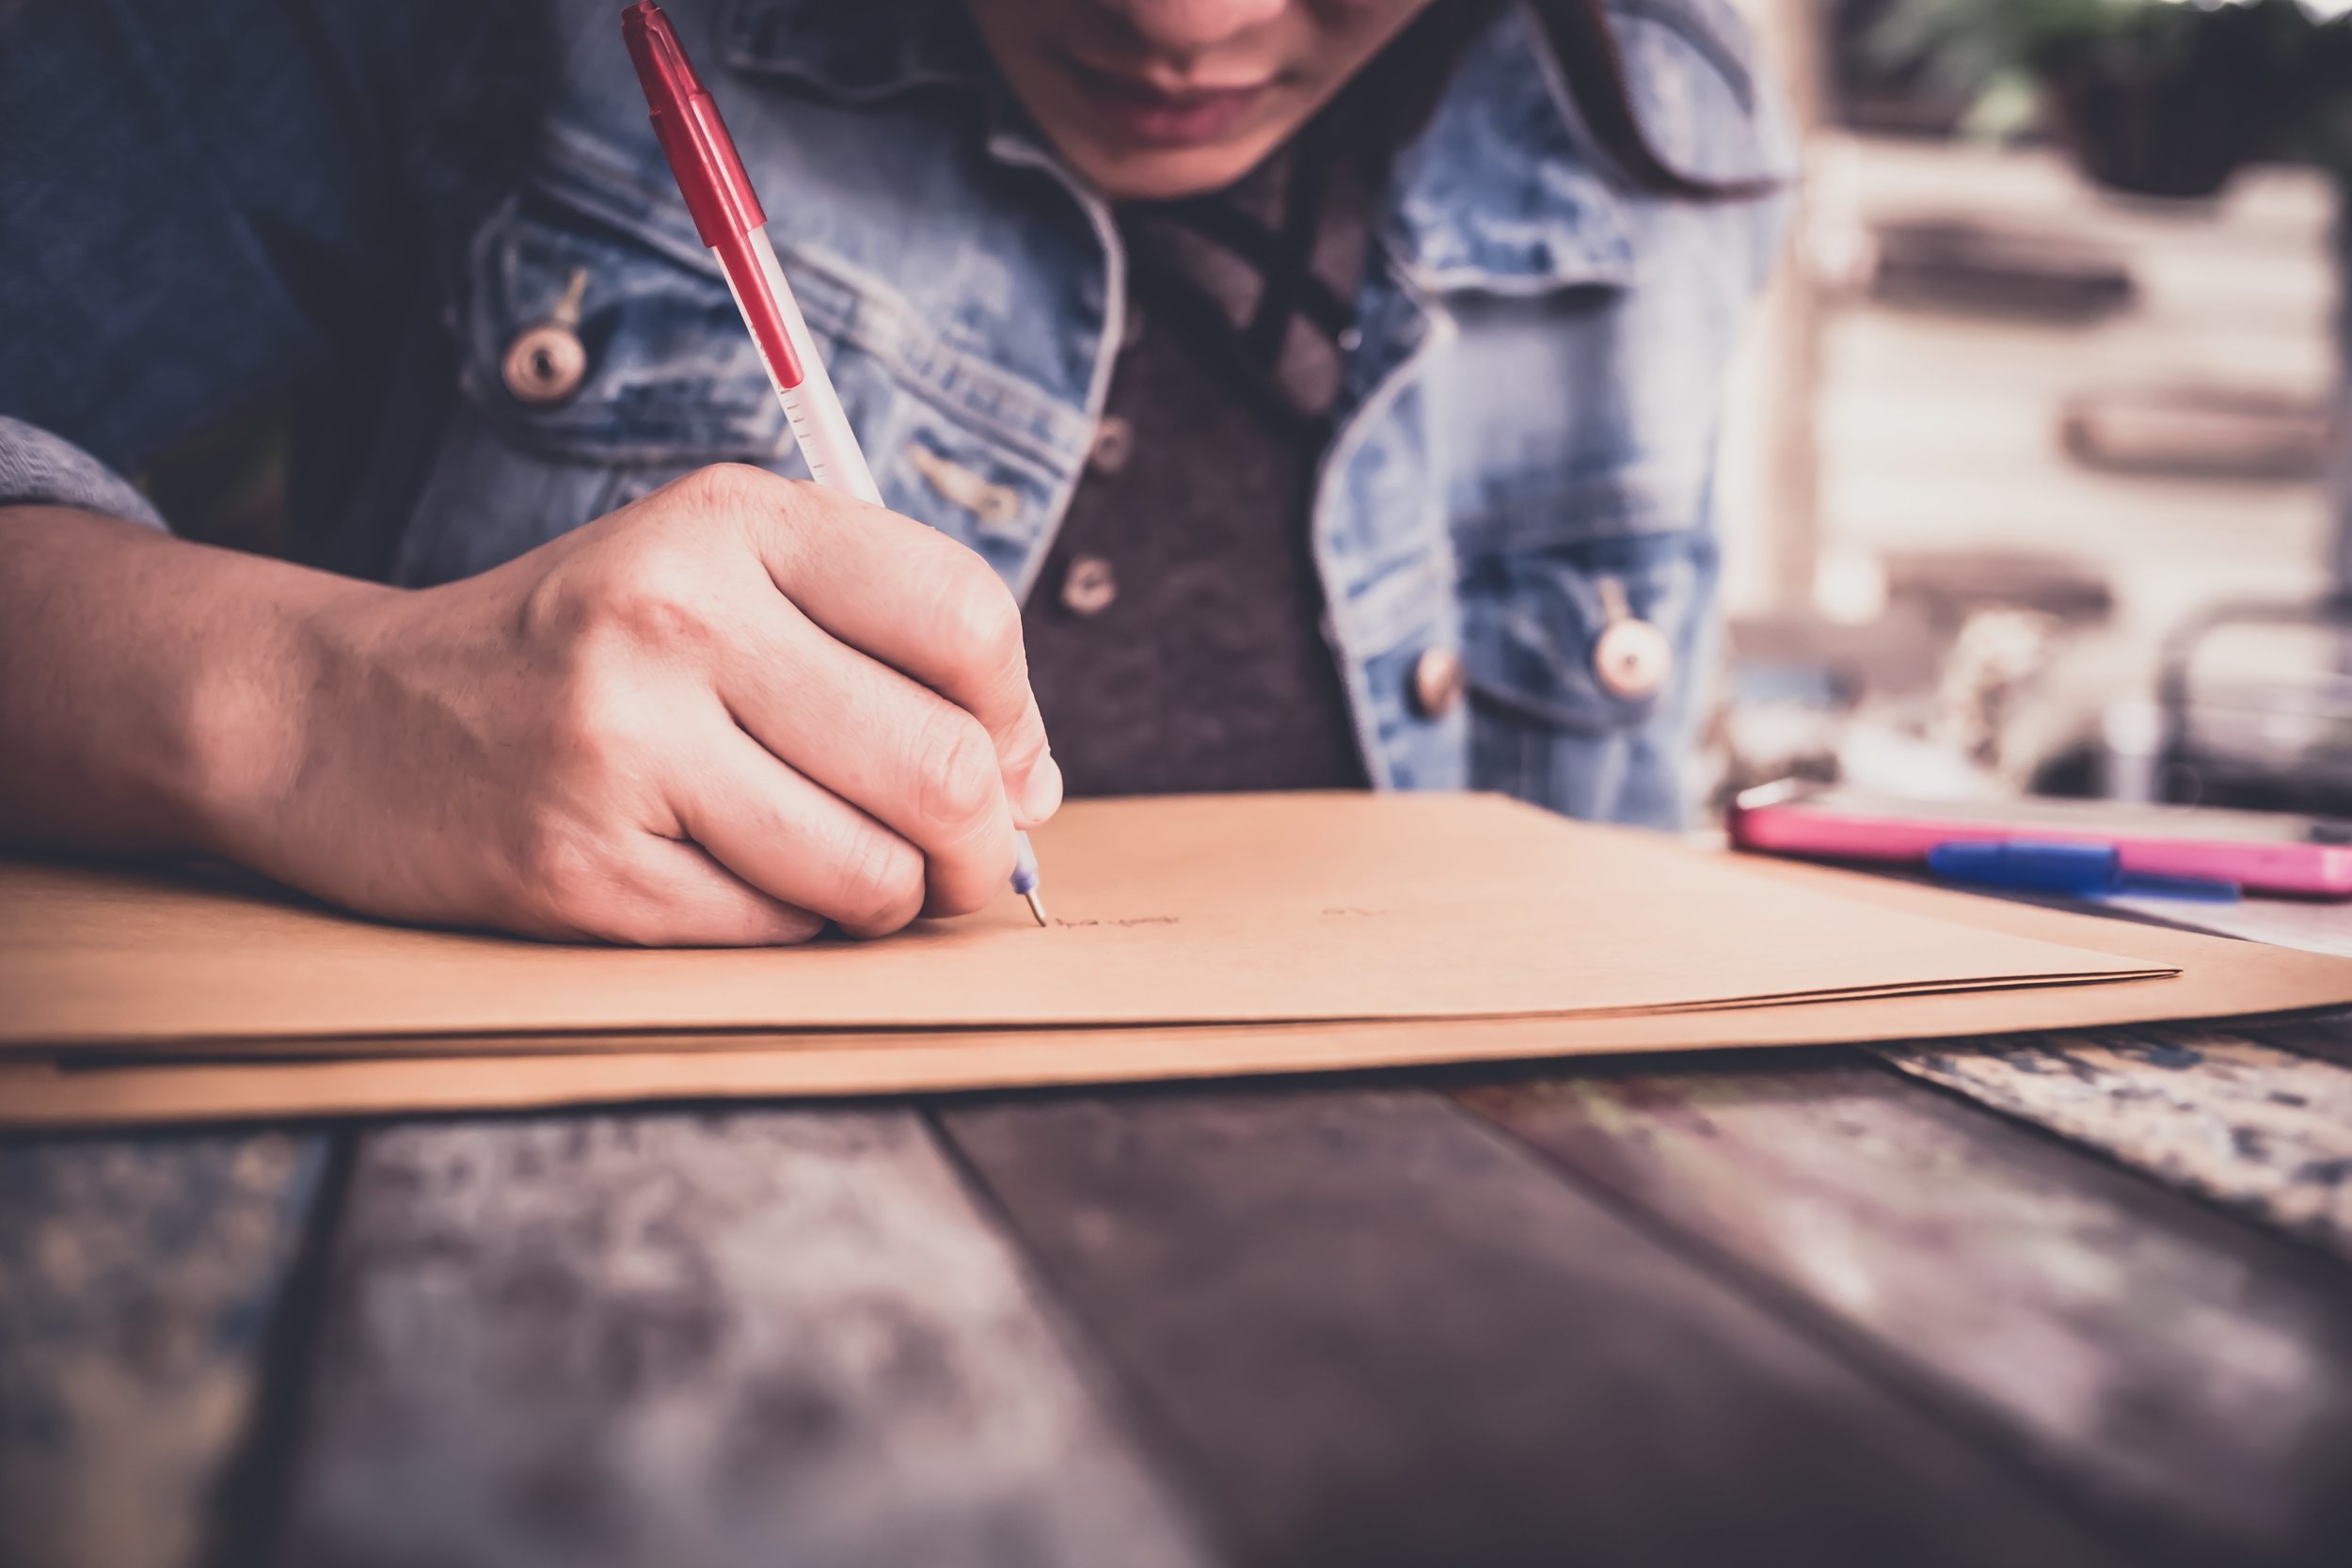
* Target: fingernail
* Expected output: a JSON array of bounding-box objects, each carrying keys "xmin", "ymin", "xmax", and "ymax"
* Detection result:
[{"xmin": 1015, "ymin": 751, "xmax": 1063, "ymax": 826}]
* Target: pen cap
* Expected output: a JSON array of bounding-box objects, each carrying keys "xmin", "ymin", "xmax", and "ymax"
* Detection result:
[{"xmin": 621, "ymin": 3, "xmax": 765, "ymax": 247}]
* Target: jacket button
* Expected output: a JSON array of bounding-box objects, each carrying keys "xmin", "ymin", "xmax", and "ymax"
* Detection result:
[
  {"xmin": 1593, "ymin": 617, "xmax": 1673, "ymax": 700},
  {"xmin": 502, "ymin": 325, "xmax": 588, "ymax": 405},
  {"xmin": 503, "ymin": 266, "xmax": 591, "ymax": 406},
  {"xmin": 1410, "ymin": 646, "xmax": 1464, "ymax": 718},
  {"xmin": 1060, "ymin": 553, "xmax": 1118, "ymax": 616},
  {"xmin": 1088, "ymin": 415, "xmax": 1135, "ymax": 476}
]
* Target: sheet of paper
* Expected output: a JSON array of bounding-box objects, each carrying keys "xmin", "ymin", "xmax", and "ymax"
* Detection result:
[
  {"xmin": 8, "ymin": 866, "xmax": 2348, "ymax": 1127},
  {"xmin": 0, "ymin": 794, "xmax": 2161, "ymax": 1051}
]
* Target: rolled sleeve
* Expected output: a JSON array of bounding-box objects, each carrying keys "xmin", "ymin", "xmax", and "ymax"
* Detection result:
[{"xmin": 0, "ymin": 416, "xmax": 167, "ymax": 531}]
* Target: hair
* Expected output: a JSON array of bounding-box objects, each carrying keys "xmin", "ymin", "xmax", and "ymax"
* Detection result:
[
  {"xmin": 1342, "ymin": 0, "xmax": 1769, "ymax": 202},
  {"xmin": 1532, "ymin": 0, "xmax": 1768, "ymax": 199}
]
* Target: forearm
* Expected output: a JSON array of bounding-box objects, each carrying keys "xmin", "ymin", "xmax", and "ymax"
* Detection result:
[{"xmin": 0, "ymin": 506, "xmax": 380, "ymax": 857}]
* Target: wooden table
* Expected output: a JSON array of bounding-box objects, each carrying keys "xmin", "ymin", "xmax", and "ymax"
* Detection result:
[{"xmin": 7, "ymin": 895, "xmax": 2352, "ymax": 1568}]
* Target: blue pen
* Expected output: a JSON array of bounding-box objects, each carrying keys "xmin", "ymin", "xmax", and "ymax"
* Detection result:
[
  {"xmin": 1012, "ymin": 835, "xmax": 1047, "ymax": 927},
  {"xmin": 1926, "ymin": 839, "xmax": 2238, "ymax": 903}
]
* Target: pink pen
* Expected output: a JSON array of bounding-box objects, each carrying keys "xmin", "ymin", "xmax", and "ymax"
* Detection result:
[{"xmin": 622, "ymin": 1, "xmax": 1049, "ymax": 925}]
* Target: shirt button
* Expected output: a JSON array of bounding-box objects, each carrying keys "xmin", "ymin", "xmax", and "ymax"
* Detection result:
[
  {"xmin": 1088, "ymin": 415, "xmax": 1135, "ymax": 476},
  {"xmin": 501, "ymin": 323, "xmax": 587, "ymax": 405},
  {"xmin": 1593, "ymin": 617, "xmax": 1673, "ymax": 700},
  {"xmin": 1409, "ymin": 646, "xmax": 1464, "ymax": 718},
  {"xmin": 1060, "ymin": 553, "xmax": 1118, "ymax": 617}
]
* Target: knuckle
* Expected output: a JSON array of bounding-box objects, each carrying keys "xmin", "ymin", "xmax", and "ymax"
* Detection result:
[
  {"xmin": 747, "ymin": 478, "xmax": 828, "ymax": 575},
  {"xmin": 531, "ymin": 467, "xmax": 770, "ymax": 649},
  {"xmin": 830, "ymin": 830, "xmax": 924, "ymax": 933},
  {"xmin": 922, "ymin": 835, "xmax": 1015, "ymax": 918},
  {"xmin": 997, "ymin": 701, "xmax": 1049, "ymax": 778},
  {"xmin": 931, "ymin": 553, "xmax": 1024, "ymax": 672},
  {"xmin": 603, "ymin": 547, "xmax": 719, "ymax": 646},
  {"xmin": 913, "ymin": 711, "xmax": 1001, "ymax": 837},
  {"xmin": 674, "ymin": 461, "xmax": 770, "ymax": 515}
]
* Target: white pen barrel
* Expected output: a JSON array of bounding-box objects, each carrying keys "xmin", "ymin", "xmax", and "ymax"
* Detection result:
[{"xmin": 723, "ymin": 225, "xmax": 882, "ymax": 505}]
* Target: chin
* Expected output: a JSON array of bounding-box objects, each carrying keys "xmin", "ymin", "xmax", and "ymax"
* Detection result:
[{"xmin": 1057, "ymin": 128, "xmax": 1295, "ymax": 202}]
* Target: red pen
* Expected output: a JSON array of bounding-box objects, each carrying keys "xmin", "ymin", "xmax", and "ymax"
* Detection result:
[
  {"xmin": 620, "ymin": 1, "xmax": 879, "ymax": 502},
  {"xmin": 621, "ymin": 1, "xmax": 1050, "ymax": 924}
]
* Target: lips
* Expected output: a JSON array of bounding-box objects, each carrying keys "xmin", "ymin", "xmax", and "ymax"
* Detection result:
[{"xmin": 1060, "ymin": 56, "xmax": 1277, "ymax": 148}]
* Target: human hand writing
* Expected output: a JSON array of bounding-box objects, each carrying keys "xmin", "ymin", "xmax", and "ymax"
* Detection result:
[{"xmin": 224, "ymin": 464, "xmax": 1060, "ymax": 943}]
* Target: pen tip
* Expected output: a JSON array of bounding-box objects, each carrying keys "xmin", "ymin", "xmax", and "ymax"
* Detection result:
[{"xmin": 1024, "ymin": 889, "xmax": 1050, "ymax": 927}]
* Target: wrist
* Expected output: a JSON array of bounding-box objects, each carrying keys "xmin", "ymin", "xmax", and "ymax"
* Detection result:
[
  {"xmin": 0, "ymin": 507, "xmax": 404, "ymax": 862},
  {"xmin": 166, "ymin": 561, "xmax": 397, "ymax": 864}
]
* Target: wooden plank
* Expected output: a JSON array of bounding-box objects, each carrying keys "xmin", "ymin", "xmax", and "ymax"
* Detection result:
[
  {"xmin": 1883, "ymin": 1027, "xmax": 2352, "ymax": 1259},
  {"xmin": 0, "ymin": 1132, "xmax": 328, "ymax": 1568},
  {"xmin": 274, "ymin": 1110, "xmax": 1215, "ymax": 1568},
  {"xmin": 1836, "ymin": 896, "xmax": 2352, "ymax": 1259},
  {"xmin": 938, "ymin": 1085, "xmax": 2125, "ymax": 1568},
  {"xmin": 2252, "ymin": 1014, "xmax": 2352, "ymax": 1069},
  {"xmin": 1459, "ymin": 1057, "xmax": 2352, "ymax": 1566}
]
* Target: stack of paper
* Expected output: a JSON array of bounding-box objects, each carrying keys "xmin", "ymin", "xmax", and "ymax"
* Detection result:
[{"xmin": 5, "ymin": 793, "xmax": 2349, "ymax": 1126}]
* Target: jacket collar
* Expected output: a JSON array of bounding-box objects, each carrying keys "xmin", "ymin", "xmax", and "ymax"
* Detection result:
[
  {"xmin": 719, "ymin": 0, "xmax": 1635, "ymax": 293},
  {"xmin": 1378, "ymin": 3, "xmax": 1636, "ymax": 293}
]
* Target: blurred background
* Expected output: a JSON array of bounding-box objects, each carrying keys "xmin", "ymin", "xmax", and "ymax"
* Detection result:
[{"xmin": 1713, "ymin": 0, "xmax": 2352, "ymax": 820}]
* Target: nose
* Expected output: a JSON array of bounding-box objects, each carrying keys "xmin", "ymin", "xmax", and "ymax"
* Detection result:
[{"xmin": 1095, "ymin": 0, "xmax": 1290, "ymax": 58}]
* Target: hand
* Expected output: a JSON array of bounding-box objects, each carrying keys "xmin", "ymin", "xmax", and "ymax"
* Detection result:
[{"xmin": 222, "ymin": 464, "xmax": 1061, "ymax": 944}]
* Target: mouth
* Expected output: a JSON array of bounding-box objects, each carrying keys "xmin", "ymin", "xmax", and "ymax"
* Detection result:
[{"xmin": 1057, "ymin": 55, "xmax": 1284, "ymax": 149}]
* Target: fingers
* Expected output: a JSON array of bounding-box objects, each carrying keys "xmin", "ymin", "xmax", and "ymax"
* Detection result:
[
  {"xmin": 668, "ymin": 726, "xmax": 939, "ymax": 938},
  {"xmin": 581, "ymin": 837, "xmax": 826, "ymax": 948},
  {"xmin": 702, "ymin": 466, "xmax": 1063, "ymax": 826},
  {"xmin": 707, "ymin": 596, "xmax": 1019, "ymax": 918}
]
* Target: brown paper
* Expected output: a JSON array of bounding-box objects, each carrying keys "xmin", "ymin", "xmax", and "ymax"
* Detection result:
[
  {"xmin": 0, "ymin": 794, "xmax": 2161, "ymax": 1051},
  {"xmin": 18, "ymin": 799, "xmax": 2352, "ymax": 1128},
  {"xmin": 8, "ymin": 871, "xmax": 2349, "ymax": 1127}
]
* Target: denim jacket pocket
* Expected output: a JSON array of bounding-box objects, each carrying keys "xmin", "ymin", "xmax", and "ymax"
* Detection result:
[
  {"xmin": 1457, "ymin": 522, "xmax": 1717, "ymax": 828},
  {"xmin": 390, "ymin": 183, "xmax": 794, "ymax": 585},
  {"xmin": 455, "ymin": 187, "xmax": 790, "ymax": 465},
  {"xmin": 404, "ymin": 166, "xmax": 1077, "ymax": 586},
  {"xmin": 419, "ymin": 159, "xmax": 1076, "ymax": 585}
]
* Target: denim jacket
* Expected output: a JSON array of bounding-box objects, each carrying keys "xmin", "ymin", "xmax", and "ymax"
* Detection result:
[{"xmin": 0, "ymin": 0, "xmax": 1791, "ymax": 828}]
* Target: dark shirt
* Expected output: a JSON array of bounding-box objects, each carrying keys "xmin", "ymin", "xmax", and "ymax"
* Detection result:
[{"xmin": 1023, "ymin": 141, "xmax": 1374, "ymax": 797}]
